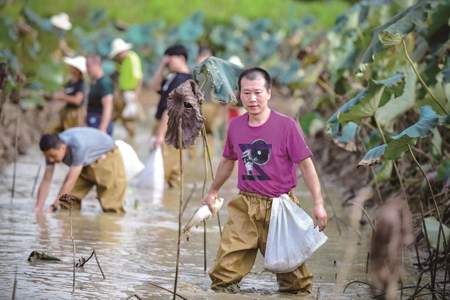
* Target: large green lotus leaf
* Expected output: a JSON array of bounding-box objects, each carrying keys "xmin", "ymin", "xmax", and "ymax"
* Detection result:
[
  {"xmin": 358, "ymin": 135, "xmax": 417, "ymax": 165},
  {"xmin": 299, "ymin": 112, "xmax": 325, "ymax": 137},
  {"xmin": 423, "ymin": 217, "xmax": 450, "ymax": 251},
  {"xmin": 88, "ymin": 9, "xmax": 107, "ymax": 28},
  {"xmin": 338, "ymin": 86, "xmax": 384, "ymax": 123},
  {"xmin": 358, "ymin": 144, "xmax": 387, "ymax": 166},
  {"xmin": 426, "ymin": 0, "xmax": 450, "ymax": 37},
  {"xmin": 22, "ymin": 7, "xmax": 53, "ymax": 32},
  {"xmin": 193, "ymin": 56, "xmax": 243, "ymax": 104},
  {"xmin": 376, "ymin": 66, "xmax": 416, "ymax": 127},
  {"xmin": 384, "ymin": 135, "xmax": 417, "ymax": 160},
  {"xmin": 374, "ymin": 160, "xmax": 393, "ymax": 183},
  {"xmin": 246, "ymin": 18, "xmax": 272, "ymax": 39},
  {"xmin": 337, "ymin": 72, "xmax": 404, "ymax": 124},
  {"xmin": 126, "ymin": 24, "xmax": 156, "ymax": 46},
  {"xmin": 443, "ymin": 59, "xmax": 450, "ymax": 84},
  {"xmin": 253, "ymin": 31, "xmax": 283, "ymax": 62},
  {"xmin": 270, "ymin": 59, "xmax": 303, "ymax": 85},
  {"xmin": 360, "ymin": 0, "xmax": 433, "ymax": 64},
  {"xmin": 437, "ymin": 159, "xmax": 450, "ymax": 184},
  {"xmin": 431, "ymin": 128, "xmax": 442, "ymax": 156},
  {"xmin": 391, "ymin": 105, "xmax": 442, "ymax": 140},
  {"xmin": 175, "ymin": 12, "xmax": 204, "ymax": 42},
  {"xmin": 36, "ymin": 62, "xmax": 63, "ymax": 91},
  {"xmin": 327, "ymin": 89, "xmax": 365, "ymax": 143}
]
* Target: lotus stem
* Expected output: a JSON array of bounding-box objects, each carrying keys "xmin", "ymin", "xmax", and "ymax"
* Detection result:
[
  {"xmin": 374, "ymin": 118, "xmax": 408, "ymax": 200},
  {"xmin": 70, "ymin": 203, "xmax": 76, "ymax": 293},
  {"xmin": 402, "ymin": 39, "xmax": 448, "ymax": 114},
  {"xmin": 11, "ymin": 265, "xmax": 17, "ymax": 300},
  {"xmin": 347, "ymin": 201, "xmax": 375, "ymax": 232},
  {"xmin": 149, "ymin": 281, "xmax": 188, "ymax": 300},
  {"xmin": 93, "ymin": 250, "xmax": 105, "ymax": 279},
  {"xmin": 407, "ymin": 145, "xmax": 442, "ymax": 220},
  {"xmin": 173, "ymin": 119, "xmax": 183, "ymax": 300},
  {"xmin": 11, "ymin": 116, "xmax": 18, "ymax": 202},
  {"xmin": 201, "ymin": 126, "xmax": 222, "ymax": 237}
]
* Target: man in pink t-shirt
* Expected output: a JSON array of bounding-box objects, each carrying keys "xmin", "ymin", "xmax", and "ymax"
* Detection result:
[{"xmin": 202, "ymin": 67, "xmax": 328, "ymax": 294}]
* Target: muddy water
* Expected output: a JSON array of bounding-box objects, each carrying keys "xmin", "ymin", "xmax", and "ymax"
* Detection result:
[{"xmin": 0, "ymin": 126, "xmax": 414, "ymax": 300}]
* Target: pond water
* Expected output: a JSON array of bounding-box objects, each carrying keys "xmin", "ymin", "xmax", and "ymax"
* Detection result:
[{"xmin": 0, "ymin": 126, "xmax": 416, "ymax": 300}]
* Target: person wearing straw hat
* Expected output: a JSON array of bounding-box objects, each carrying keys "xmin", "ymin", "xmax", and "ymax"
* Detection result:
[
  {"xmin": 50, "ymin": 13, "xmax": 72, "ymax": 31},
  {"xmin": 46, "ymin": 56, "xmax": 86, "ymax": 133},
  {"xmin": 110, "ymin": 38, "xmax": 143, "ymax": 141}
]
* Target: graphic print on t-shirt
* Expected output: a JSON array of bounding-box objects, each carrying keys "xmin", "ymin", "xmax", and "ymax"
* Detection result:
[{"xmin": 239, "ymin": 139, "xmax": 272, "ymax": 181}]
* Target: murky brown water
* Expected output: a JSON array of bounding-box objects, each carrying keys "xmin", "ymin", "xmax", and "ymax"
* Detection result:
[{"xmin": 0, "ymin": 125, "xmax": 417, "ymax": 300}]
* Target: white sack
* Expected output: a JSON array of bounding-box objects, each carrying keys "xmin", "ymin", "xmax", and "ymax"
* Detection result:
[
  {"xmin": 115, "ymin": 140, "xmax": 144, "ymax": 180},
  {"xmin": 135, "ymin": 146, "xmax": 164, "ymax": 190},
  {"xmin": 264, "ymin": 194, "xmax": 327, "ymax": 273}
]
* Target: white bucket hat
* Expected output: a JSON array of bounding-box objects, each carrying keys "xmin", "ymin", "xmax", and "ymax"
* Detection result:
[
  {"xmin": 63, "ymin": 56, "xmax": 86, "ymax": 74},
  {"xmin": 50, "ymin": 13, "xmax": 72, "ymax": 31},
  {"xmin": 228, "ymin": 55, "xmax": 244, "ymax": 68},
  {"xmin": 110, "ymin": 38, "xmax": 132, "ymax": 58}
]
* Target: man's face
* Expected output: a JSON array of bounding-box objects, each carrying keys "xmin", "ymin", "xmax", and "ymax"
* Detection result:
[
  {"xmin": 44, "ymin": 145, "xmax": 66, "ymax": 164},
  {"xmin": 86, "ymin": 61, "xmax": 100, "ymax": 78},
  {"xmin": 167, "ymin": 55, "xmax": 186, "ymax": 72},
  {"xmin": 239, "ymin": 76, "xmax": 271, "ymax": 116},
  {"xmin": 114, "ymin": 51, "xmax": 127, "ymax": 63}
]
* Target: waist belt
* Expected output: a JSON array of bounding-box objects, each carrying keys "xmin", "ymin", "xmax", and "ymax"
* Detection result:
[{"xmin": 239, "ymin": 190, "xmax": 295, "ymax": 201}]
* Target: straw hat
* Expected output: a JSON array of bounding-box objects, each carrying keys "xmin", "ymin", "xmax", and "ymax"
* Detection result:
[
  {"xmin": 109, "ymin": 38, "xmax": 132, "ymax": 58},
  {"xmin": 50, "ymin": 13, "xmax": 72, "ymax": 31},
  {"xmin": 63, "ymin": 56, "xmax": 86, "ymax": 74},
  {"xmin": 228, "ymin": 55, "xmax": 244, "ymax": 68}
]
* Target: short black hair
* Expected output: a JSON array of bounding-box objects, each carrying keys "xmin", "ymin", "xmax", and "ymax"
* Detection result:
[
  {"xmin": 39, "ymin": 134, "xmax": 63, "ymax": 151},
  {"xmin": 164, "ymin": 44, "xmax": 188, "ymax": 61},
  {"xmin": 238, "ymin": 67, "xmax": 272, "ymax": 91}
]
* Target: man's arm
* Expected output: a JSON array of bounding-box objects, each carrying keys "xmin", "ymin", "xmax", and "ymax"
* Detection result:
[
  {"xmin": 34, "ymin": 164, "xmax": 55, "ymax": 212},
  {"xmin": 99, "ymin": 94, "xmax": 113, "ymax": 133},
  {"xmin": 50, "ymin": 165, "xmax": 83, "ymax": 209},
  {"xmin": 54, "ymin": 91, "xmax": 84, "ymax": 106},
  {"xmin": 153, "ymin": 110, "xmax": 169, "ymax": 148},
  {"xmin": 298, "ymin": 157, "xmax": 328, "ymax": 231},
  {"xmin": 150, "ymin": 56, "xmax": 169, "ymax": 92},
  {"xmin": 202, "ymin": 158, "xmax": 235, "ymax": 213}
]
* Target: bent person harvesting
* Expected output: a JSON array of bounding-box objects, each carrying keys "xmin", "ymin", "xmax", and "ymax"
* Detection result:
[
  {"xmin": 34, "ymin": 127, "xmax": 126, "ymax": 213},
  {"xmin": 202, "ymin": 67, "xmax": 328, "ymax": 294}
]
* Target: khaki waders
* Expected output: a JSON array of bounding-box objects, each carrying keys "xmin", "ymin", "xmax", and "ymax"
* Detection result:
[
  {"xmin": 113, "ymin": 90, "xmax": 141, "ymax": 141},
  {"xmin": 210, "ymin": 192, "xmax": 313, "ymax": 293},
  {"xmin": 48, "ymin": 105, "xmax": 86, "ymax": 133},
  {"xmin": 70, "ymin": 147, "xmax": 127, "ymax": 213}
]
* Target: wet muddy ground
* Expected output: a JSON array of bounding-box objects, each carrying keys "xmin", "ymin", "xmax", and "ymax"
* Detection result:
[{"xmin": 0, "ymin": 113, "xmax": 419, "ymax": 300}]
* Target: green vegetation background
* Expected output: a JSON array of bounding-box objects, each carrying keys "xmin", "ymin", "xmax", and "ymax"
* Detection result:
[{"xmin": 5, "ymin": 0, "xmax": 350, "ymax": 29}]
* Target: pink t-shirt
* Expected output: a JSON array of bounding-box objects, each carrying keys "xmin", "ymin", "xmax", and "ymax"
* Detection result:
[{"xmin": 223, "ymin": 110, "xmax": 312, "ymax": 197}]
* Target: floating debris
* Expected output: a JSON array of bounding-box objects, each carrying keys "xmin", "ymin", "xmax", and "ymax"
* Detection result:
[{"xmin": 27, "ymin": 251, "xmax": 61, "ymax": 262}]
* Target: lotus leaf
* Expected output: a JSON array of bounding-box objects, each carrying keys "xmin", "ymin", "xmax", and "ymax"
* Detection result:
[
  {"xmin": 193, "ymin": 56, "xmax": 242, "ymax": 104},
  {"xmin": 360, "ymin": 0, "xmax": 433, "ymax": 64},
  {"xmin": 423, "ymin": 217, "xmax": 450, "ymax": 252}
]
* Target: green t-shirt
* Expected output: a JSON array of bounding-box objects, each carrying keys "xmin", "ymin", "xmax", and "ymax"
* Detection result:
[
  {"xmin": 87, "ymin": 75, "xmax": 114, "ymax": 114},
  {"xmin": 119, "ymin": 51, "xmax": 142, "ymax": 91}
]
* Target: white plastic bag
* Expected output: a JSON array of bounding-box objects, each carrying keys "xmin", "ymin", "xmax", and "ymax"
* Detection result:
[
  {"xmin": 264, "ymin": 194, "xmax": 327, "ymax": 273},
  {"xmin": 115, "ymin": 140, "xmax": 144, "ymax": 180},
  {"xmin": 135, "ymin": 146, "xmax": 165, "ymax": 190},
  {"xmin": 122, "ymin": 91, "xmax": 140, "ymax": 119}
]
